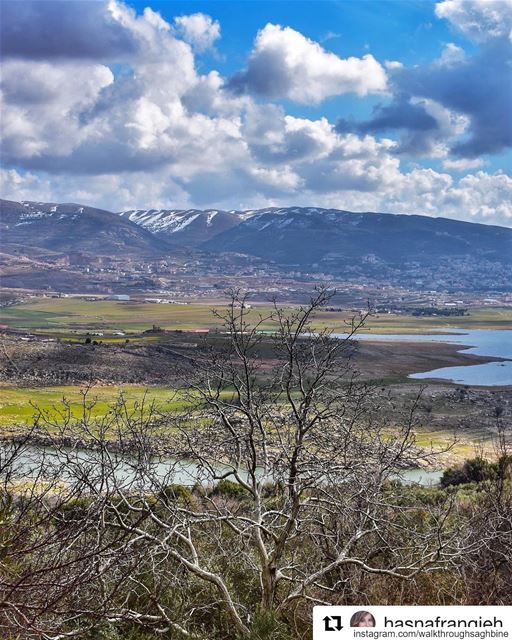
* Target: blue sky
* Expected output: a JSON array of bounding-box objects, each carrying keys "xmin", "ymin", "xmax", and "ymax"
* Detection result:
[{"xmin": 1, "ymin": 0, "xmax": 511, "ymax": 225}]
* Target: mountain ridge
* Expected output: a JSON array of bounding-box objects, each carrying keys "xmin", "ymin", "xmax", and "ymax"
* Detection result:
[
  {"xmin": 1, "ymin": 199, "xmax": 511, "ymax": 293},
  {"xmin": 202, "ymin": 206, "xmax": 512, "ymax": 268},
  {"xmin": 0, "ymin": 199, "xmax": 169, "ymax": 257},
  {"xmin": 118, "ymin": 208, "xmax": 244, "ymax": 246}
]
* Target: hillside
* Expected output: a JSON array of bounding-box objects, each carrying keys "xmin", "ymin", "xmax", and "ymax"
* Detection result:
[
  {"xmin": 1, "ymin": 199, "xmax": 511, "ymax": 294},
  {"xmin": 119, "ymin": 208, "xmax": 243, "ymax": 246},
  {"xmin": 0, "ymin": 199, "xmax": 168, "ymax": 257},
  {"xmin": 203, "ymin": 207, "xmax": 512, "ymax": 269}
]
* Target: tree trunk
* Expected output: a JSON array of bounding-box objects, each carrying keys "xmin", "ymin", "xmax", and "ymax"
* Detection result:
[{"xmin": 261, "ymin": 564, "xmax": 278, "ymax": 611}]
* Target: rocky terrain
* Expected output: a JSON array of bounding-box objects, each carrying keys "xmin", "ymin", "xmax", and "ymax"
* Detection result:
[
  {"xmin": 0, "ymin": 329, "xmax": 504, "ymax": 386},
  {"xmin": 1, "ymin": 331, "xmax": 509, "ymax": 466},
  {"xmin": 0, "ymin": 335, "xmax": 192, "ymax": 385}
]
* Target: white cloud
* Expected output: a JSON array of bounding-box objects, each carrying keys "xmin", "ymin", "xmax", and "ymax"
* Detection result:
[
  {"xmin": 174, "ymin": 13, "xmax": 220, "ymax": 52},
  {"xmin": 384, "ymin": 60, "xmax": 403, "ymax": 70},
  {"xmin": 437, "ymin": 42, "xmax": 466, "ymax": 67},
  {"xmin": 142, "ymin": 6, "xmax": 171, "ymax": 31},
  {"xmin": 435, "ymin": 0, "xmax": 512, "ymax": 42},
  {"xmin": 3, "ymin": 161, "xmax": 511, "ymax": 228},
  {"xmin": 230, "ymin": 23, "xmax": 388, "ymax": 104},
  {"xmin": 244, "ymin": 106, "xmax": 338, "ymax": 163},
  {"xmin": 438, "ymin": 171, "xmax": 512, "ymax": 225},
  {"xmin": 442, "ymin": 157, "xmax": 485, "ymax": 170},
  {"xmin": 1, "ymin": 0, "xmax": 510, "ymax": 228},
  {"xmin": 303, "ymin": 169, "xmax": 512, "ymax": 227},
  {"xmin": 411, "ymin": 97, "xmax": 469, "ymax": 157},
  {"xmin": 1, "ymin": 60, "xmax": 113, "ymax": 159},
  {"xmin": 0, "ymin": 168, "xmax": 190, "ymax": 211}
]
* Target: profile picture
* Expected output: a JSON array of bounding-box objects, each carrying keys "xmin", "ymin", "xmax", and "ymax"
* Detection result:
[{"xmin": 350, "ymin": 611, "xmax": 376, "ymax": 627}]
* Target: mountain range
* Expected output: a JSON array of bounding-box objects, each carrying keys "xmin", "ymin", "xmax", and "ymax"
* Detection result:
[
  {"xmin": 203, "ymin": 207, "xmax": 512, "ymax": 268},
  {"xmin": 1, "ymin": 198, "xmax": 511, "ymax": 292},
  {"xmin": 118, "ymin": 208, "xmax": 245, "ymax": 246},
  {"xmin": 119, "ymin": 205, "xmax": 512, "ymax": 270}
]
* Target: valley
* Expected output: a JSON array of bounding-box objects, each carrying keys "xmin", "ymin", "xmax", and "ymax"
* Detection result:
[{"xmin": 1, "ymin": 198, "xmax": 511, "ymax": 466}]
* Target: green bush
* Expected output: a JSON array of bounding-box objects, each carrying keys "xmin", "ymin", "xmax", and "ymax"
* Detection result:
[
  {"xmin": 441, "ymin": 456, "xmax": 496, "ymax": 487},
  {"xmin": 159, "ymin": 483, "xmax": 193, "ymax": 503},
  {"xmin": 211, "ymin": 479, "xmax": 248, "ymax": 499},
  {"xmin": 244, "ymin": 610, "xmax": 292, "ymax": 640}
]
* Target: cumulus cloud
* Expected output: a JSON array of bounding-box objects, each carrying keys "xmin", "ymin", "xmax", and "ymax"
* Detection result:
[
  {"xmin": 442, "ymin": 157, "xmax": 485, "ymax": 171},
  {"xmin": 0, "ymin": 0, "xmax": 139, "ymax": 60},
  {"xmin": 1, "ymin": 60, "xmax": 113, "ymax": 160},
  {"xmin": 0, "ymin": 0, "xmax": 510, "ymax": 227},
  {"xmin": 394, "ymin": 43, "xmax": 512, "ymax": 157},
  {"xmin": 244, "ymin": 106, "xmax": 337, "ymax": 164},
  {"xmin": 229, "ymin": 23, "xmax": 387, "ymax": 104},
  {"xmin": 333, "ymin": 0, "xmax": 512, "ymax": 161},
  {"xmin": 340, "ymin": 32, "xmax": 512, "ymax": 159},
  {"xmin": 336, "ymin": 95, "xmax": 468, "ymax": 158},
  {"xmin": 302, "ymin": 169, "xmax": 512, "ymax": 227},
  {"xmin": 349, "ymin": 97, "xmax": 438, "ymax": 134},
  {"xmin": 174, "ymin": 13, "xmax": 221, "ymax": 52},
  {"xmin": 437, "ymin": 171, "xmax": 512, "ymax": 225},
  {"xmin": 0, "ymin": 0, "xmax": 207, "ymax": 173},
  {"xmin": 3, "ymin": 163, "xmax": 512, "ymax": 229},
  {"xmin": 437, "ymin": 42, "xmax": 466, "ymax": 67},
  {"xmin": 0, "ymin": 168, "xmax": 190, "ymax": 211},
  {"xmin": 435, "ymin": 0, "xmax": 512, "ymax": 42},
  {"xmin": 384, "ymin": 60, "xmax": 404, "ymax": 70}
]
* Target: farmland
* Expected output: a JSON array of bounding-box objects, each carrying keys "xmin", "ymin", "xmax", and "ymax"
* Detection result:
[
  {"xmin": 1, "ymin": 297, "xmax": 510, "ymax": 467},
  {"xmin": 2, "ymin": 297, "xmax": 512, "ymax": 336},
  {"xmin": 0, "ymin": 380, "xmax": 501, "ymax": 464}
]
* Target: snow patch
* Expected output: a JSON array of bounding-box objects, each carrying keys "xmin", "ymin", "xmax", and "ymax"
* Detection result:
[{"xmin": 171, "ymin": 213, "xmax": 200, "ymax": 232}]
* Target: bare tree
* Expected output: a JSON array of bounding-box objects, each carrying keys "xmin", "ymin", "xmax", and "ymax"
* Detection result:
[
  {"xmin": 157, "ymin": 291, "xmax": 474, "ymax": 621},
  {"xmin": 0, "ymin": 291, "xmax": 493, "ymax": 639}
]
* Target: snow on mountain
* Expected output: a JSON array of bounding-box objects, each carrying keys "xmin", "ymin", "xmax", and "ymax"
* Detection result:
[
  {"xmin": 0, "ymin": 199, "xmax": 167, "ymax": 257},
  {"xmin": 203, "ymin": 206, "xmax": 512, "ymax": 271},
  {"xmin": 118, "ymin": 208, "xmax": 244, "ymax": 246}
]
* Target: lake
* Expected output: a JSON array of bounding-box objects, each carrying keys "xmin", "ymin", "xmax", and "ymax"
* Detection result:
[
  {"xmin": 333, "ymin": 328, "xmax": 512, "ymax": 386},
  {"xmin": 12, "ymin": 444, "xmax": 443, "ymax": 487}
]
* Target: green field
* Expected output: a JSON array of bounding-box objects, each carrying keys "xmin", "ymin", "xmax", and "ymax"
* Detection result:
[
  {"xmin": 1, "ymin": 299, "xmax": 288, "ymax": 334},
  {"xmin": 0, "ymin": 383, "xmax": 493, "ymax": 465},
  {"xmin": 2, "ymin": 298, "xmax": 511, "ymax": 335},
  {"xmin": 1, "ymin": 299, "xmax": 226, "ymax": 333},
  {"xmin": 0, "ymin": 384, "xmax": 188, "ymax": 430},
  {"xmin": 363, "ymin": 307, "xmax": 512, "ymax": 333}
]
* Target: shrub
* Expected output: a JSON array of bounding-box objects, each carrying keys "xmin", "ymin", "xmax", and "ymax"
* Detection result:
[
  {"xmin": 441, "ymin": 456, "xmax": 496, "ymax": 487},
  {"xmin": 159, "ymin": 483, "xmax": 193, "ymax": 504},
  {"xmin": 210, "ymin": 479, "xmax": 247, "ymax": 500}
]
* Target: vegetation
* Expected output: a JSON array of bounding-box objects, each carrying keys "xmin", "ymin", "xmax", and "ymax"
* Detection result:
[
  {"xmin": 441, "ymin": 454, "xmax": 512, "ymax": 487},
  {"xmin": 0, "ymin": 385, "xmax": 186, "ymax": 429},
  {"xmin": 2, "ymin": 297, "xmax": 512, "ymax": 336},
  {"xmin": 410, "ymin": 307, "xmax": 468, "ymax": 317},
  {"xmin": 0, "ymin": 291, "xmax": 510, "ymax": 639}
]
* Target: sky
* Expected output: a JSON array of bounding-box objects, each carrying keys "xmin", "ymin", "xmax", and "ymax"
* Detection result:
[{"xmin": 1, "ymin": 0, "xmax": 511, "ymax": 226}]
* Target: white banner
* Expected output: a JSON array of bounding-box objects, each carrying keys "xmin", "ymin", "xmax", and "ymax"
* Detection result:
[{"xmin": 313, "ymin": 607, "xmax": 512, "ymax": 640}]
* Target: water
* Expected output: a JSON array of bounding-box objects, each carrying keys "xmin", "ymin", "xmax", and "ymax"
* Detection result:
[
  {"xmin": 10, "ymin": 444, "xmax": 443, "ymax": 487},
  {"xmin": 7, "ymin": 328, "xmax": 510, "ymax": 489},
  {"xmin": 333, "ymin": 328, "xmax": 512, "ymax": 386},
  {"xmin": 11, "ymin": 445, "xmax": 234, "ymax": 488}
]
